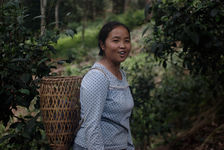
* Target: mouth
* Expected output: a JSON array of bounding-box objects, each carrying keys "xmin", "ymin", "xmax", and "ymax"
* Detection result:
[
  {"xmin": 118, "ymin": 51, "xmax": 127, "ymax": 58},
  {"xmin": 119, "ymin": 51, "xmax": 127, "ymax": 56}
]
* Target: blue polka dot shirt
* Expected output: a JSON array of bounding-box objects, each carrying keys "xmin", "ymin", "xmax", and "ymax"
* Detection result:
[{"xmin": 74, "ymin": 63, "xmax": 135, "ymax": 150}]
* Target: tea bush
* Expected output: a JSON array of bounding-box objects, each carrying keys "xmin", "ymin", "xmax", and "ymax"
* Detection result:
[
  {"xmin": 53, "ymin": 25, "xmax": 100, "ymax": 62},
  {"xmin": 144, "ymin": 0, "xmax": 224, "ymax": 88},
  {"xmin": 122, "ymin": 53, "xmax": 214, "ymax": 149},
  {"xmin": 143, "ymin": 1, "xmax": 224, "ymax": 146},
  {"xmin": 0, "ymin": 0, "xmax": 58, "ymax": 149},
  {"xmin": 122, "ymin": 53, "xmax": 158, "ymax": 149},
  {"xmin": 106, "ymin": 9, "xmax": 145, "ymax": 30}
]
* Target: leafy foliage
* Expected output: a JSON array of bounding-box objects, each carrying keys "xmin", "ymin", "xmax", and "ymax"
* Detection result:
[
  {"xmin": 0, "ymin": 0, "xmax": 58, "ymax": 149},
  {"xmin": 123, "ymin": 53, "xmax": 216, "ymax": 148},
  {"xmin": 55, "ymin": 9, "xmax": 145, "ymax": 62},
  {"xmin": 53, "ymin": 26, "xmax": 99, "ymax": 62},
  {"xmin": 152, "ymin": 70, "xmax": 213, "ymax": 128},
  {"xmin": 134, "ymin": 0, "xmax": 224, "ymax": 148},
  {"xmin": 122, "ymin": 53, "xmax": 158, "ymax": 149},
  {"xmin": 0, "ymin": 113, "xmax": 50, "ymax": 150},
  {"xmin": 145, "ymin": 0, "xmax": 224, "ymax": 87},
  {"xmin": 106, "ymin": 9, "xmax": 145, "ymax": 30}
]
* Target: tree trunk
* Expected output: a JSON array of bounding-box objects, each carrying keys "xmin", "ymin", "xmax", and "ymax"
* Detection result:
[
  {"xmin": 55, "ymin": 0, "xmax": 61, "ymax": 30},
  {"xmin": 145, "ymin": 0, "xmax": 152, "ymax": 21},
  {"xmin": 145, "ymin": 0, "xmax": 151, "ymax": 5},
  {"xmin": 40, "ymin": 0, "xmax": 47, "ymax": 36},
  {"xmin": 0, "ymin": 0, "xmax": 4, "ymax": 6},
  {"xmin": 0, "ymin": 0, "xmax": 4, "ymax": 23},
  {"xmin": 125, "ymin": 0, "xmax": 131, "ymax": 11},
  {"xmin": 112, "ymin": 0, "xmax": 125, "ymax": 14},
  {"xmin": 93, "ymin": 0, "xmax": 105, "ymax": 17},
  {"xmin": 81, "ymin": 0, "xmax": 90, "ymax": 43},
  {"xmin": 87, "ymin": 0, "xmax": 94, "ymax": 20},
  {"xmin": 82, "ymin": 17, "xmax": 86, "ymax": 44},
  {"xmin": 137, "ymin": 0, "xmax": 146, "ymax": 9}
]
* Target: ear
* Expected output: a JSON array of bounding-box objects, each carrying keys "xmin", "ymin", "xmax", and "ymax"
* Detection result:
[{"xmin": 100, "ymin": 41, "xmax": 105, "ymax": 51}]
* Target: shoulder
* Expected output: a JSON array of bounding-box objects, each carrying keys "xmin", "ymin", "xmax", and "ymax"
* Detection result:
[{"xmin": 81, "ymin": 67, "xmax": 109, "ymax": 88}]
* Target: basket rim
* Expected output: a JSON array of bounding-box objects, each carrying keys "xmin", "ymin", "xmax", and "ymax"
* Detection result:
[
  {"xmin": 42, "ymin": 76, "xmax": 82, "ymax": 79},
  {"xmin": 40, "ymin": 76, "xmax": 83, "ymax": 83}
]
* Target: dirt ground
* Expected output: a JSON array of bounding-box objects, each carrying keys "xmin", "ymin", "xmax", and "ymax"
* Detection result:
[{"xmin": 152, "ymin": 122, "xmax": 224, "ymax": 150}]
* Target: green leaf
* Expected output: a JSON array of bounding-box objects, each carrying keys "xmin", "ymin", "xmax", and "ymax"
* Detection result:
[
  {"xmin": 65, "ymin": 29, "xmax": 75, "ymax": 38},
  {"xmin": 189, "ymin": 32, "xmax": 199, "ymax": 45},
  {"xmin": 142, "ymin": 25, "xmax": 150, "ymax": 36},
  {"xmin": 32, "ymin": 15, "xmax": 44, "ymax": 20},
  {"xmin": 216, "ymin": 16, "xmax": 220, "ymax": 22},
  {"xmin": 210, "ymin": 9, "xmax": 218, "ymax": 17},
  {"xmin": 151, "ymin": 43, "xmax": 158, "ymax": 53},
  {"xmin": 23, "ymin": 113, "xmax": 40, "ymax": 139},
  {"xmin": 47, "ymin": 45, "xmax": 56, "ymax": 53},
  {"xmin": 17, "ymin": 16, "xmax": 24, "ymax": 24},
  {"xmin": 37, "ymin": 58, "xmax": 49, "ymax": 66},
  {"xmin": 0, "ymin": 134, "xmax": 15, "ymax": 144},
  {"xmin": 10, "ymin": 122, "xmax": 24, "ymax": 129},
  {"xmin": 19, "ymin": 89, "xmax": 30, "ymax": 95},
  {"xmin": 11, "ymin": 58, "xmax": 27, "ymax": 62},
  {"xmin": 20, "ymin": 73, "xmax": 31, "ymax": 83}
]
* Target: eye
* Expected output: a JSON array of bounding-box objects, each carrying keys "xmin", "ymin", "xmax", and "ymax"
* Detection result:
[
  {"xmin": 113, "ymin": 39, "xmax": 119, "ymax": 42},
  {"xmin": 125, "ymin": 39, "xmax": 130, "ymax": 43}
]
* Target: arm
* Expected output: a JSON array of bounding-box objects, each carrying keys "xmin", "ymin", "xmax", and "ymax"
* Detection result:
[{"xmin": 81, "ymin": 70, "xmax": 109, "ymax": 150}]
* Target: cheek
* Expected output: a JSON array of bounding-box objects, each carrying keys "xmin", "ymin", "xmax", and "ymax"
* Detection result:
[
  {"xmin": 127, "ymin": 44, "xmax": 131, "ymax": 51},
  {"xmin": 107, "ymin": 44, "xmax": 117, "ymax": 52}
]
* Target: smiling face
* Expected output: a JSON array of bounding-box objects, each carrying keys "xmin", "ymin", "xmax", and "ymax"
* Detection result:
[{"xmin": 100, "ymin": 26, "xmax": 131, "ymax": 64}]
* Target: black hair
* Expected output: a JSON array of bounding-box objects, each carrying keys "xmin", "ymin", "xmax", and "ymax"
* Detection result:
[{"xmin": 98, "ymin": 21, "xmax": 130, "ymax": 56}]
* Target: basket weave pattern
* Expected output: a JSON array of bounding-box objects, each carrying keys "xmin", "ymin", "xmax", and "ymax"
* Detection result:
[{"xmin": 40, "ymin": 76, "xmax": 82, "ymax": 150}]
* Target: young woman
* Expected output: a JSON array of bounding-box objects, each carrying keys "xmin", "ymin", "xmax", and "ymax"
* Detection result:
[{"xmin": 73, "ymin": 21, "xmax": 135, "ymax": 150}]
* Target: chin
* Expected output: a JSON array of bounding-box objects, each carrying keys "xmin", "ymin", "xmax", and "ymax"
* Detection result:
[{"xmin": 119, "ymin": 58, "xmax": 127, "ymax": 63}]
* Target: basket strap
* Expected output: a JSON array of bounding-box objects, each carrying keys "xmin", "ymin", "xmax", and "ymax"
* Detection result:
[{"xmin": 89, "ymin": 67, "xmax": 109, "ymax": 80}]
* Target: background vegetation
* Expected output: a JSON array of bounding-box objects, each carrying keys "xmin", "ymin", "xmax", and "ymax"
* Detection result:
[{"xmin": 1, "ymin": 0, "xmax": 224, "ymax": 150}]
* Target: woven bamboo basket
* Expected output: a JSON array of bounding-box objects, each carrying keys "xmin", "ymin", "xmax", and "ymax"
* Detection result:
[{"xmin": 39, "ymin": 76, "xmax": 82, "ymax": 150}]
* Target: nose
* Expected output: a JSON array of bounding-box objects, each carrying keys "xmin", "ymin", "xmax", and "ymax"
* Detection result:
[{"xmin": 119, "ymin": 41, "xmax": 125, "ymax": 48}]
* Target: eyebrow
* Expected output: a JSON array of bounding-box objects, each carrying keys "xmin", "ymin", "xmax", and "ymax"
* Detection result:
[{"xmin": 111, "ymin": 36, "xmax": 130, "ymax": 39}]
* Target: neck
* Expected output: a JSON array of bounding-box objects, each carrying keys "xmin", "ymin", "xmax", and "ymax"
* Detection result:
[
  {"xmin": 99, "ymin": 58, "xmax": 122, "ymax": 80},
  {"xmin": 100, "ymin": 58, "xmax": 120, "ymax": 70}
]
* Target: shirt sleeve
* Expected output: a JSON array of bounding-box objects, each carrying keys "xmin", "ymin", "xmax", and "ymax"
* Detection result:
[{"xmin": 80, "ymin": 69, "xmax": 109, "ymax": 150}]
